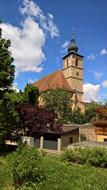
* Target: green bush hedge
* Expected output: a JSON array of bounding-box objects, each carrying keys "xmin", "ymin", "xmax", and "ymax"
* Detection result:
[
  {"xmin": 7, "ymin": 144, "xmax": 45, "ymax": 188},
  {"xmin": 61, "ymin": 147, "xmax": 107, "ymax": 167}
]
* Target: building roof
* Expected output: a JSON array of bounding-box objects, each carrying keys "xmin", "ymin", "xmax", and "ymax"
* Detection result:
[
  {"xmin": 44, "ymin": 125, "xmax": 79, "ymax": 136},
  {"xmin": 63, "ymin": 52, "xmax": 84, "ymax": 60},
  {"xmin": 33, "ymin": 70, "xmax": 73, "ymax": 92},
  {"xmin": 61, "ymin": 126, "xmax": 79, "ymax": 135}
]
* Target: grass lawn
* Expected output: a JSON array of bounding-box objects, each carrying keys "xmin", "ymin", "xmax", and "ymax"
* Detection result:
[{"xmin": 0, "ymin": 155, "xmax": 107, "ymax": 190}]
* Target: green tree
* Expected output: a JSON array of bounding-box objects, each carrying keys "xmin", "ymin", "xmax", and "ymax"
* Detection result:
[
  {"xmin": 24, "ymin": 83, "xmax": 39, "ymax": 106},
  {"xmin": 70, "ymin": 108, "xmax": 86, "ymax": 124},
  {"xmin": 0, "ymin": 27, "xmax": 15, "ymax": 151},
  {"xmin": 0, "ymin": 28, "xmax": 15, "ymax": 95},
  {"xmin": 85, "ymin": 101, "xmax": 100, "ymax": 123},
  {"xmin": 41, "ymin": 88, "xmax": 71, "ymax": 119}
]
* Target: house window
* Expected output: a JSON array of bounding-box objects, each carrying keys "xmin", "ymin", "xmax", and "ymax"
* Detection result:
[
  {"xmin": 75, "ymin": 58, "xmax": 78, "ymax": 66},
  {"xmin": 69, "ymin": 137, "xmax": 73, "ymax": 144},
  {"xmin": 104, "ymin": 138, "xmax": 107, "ymax": 142}
]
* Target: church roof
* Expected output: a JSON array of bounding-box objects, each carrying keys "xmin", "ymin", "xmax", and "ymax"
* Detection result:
[{"xmin": 33, "ymin": 70, "xmax": 72, "ymax": 92}]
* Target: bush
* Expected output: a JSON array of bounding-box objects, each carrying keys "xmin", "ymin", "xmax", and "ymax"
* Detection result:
[
  {"xmin": 61, "ymin": 147, "xmax": 107, "ymax": 167},
  {"xmin": 87, "ymin": 148, "xmax": 107, "ymax": 167},
  {"xmin": 7, "ymin": 144, "xmax": 45, "ymax": 188},
  {"xmin": 61, "ymin": 148, "xmax": 90, "ymax": 164}
]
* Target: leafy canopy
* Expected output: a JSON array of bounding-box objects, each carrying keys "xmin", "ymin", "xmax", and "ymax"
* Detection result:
[
  {"xmin": 41, "ymin": 88, "xmax": 71, "ymax": 119},
  {"xmin": 0, "ymin": 28, "xmax": 15, "ymax": 94},
  {"xmin": 0, "ymin": 27, "xmax": 16, "ymax": 147}
]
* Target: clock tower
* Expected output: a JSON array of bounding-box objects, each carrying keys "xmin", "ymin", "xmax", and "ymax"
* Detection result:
[{"xmin": 63, "ymin": 36, "xmax": 84, "ymax": 103}]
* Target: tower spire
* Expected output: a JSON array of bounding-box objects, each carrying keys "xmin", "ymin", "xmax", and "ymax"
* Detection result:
[
  {"xmin": 71, "ymin": 27, "xmax": 75, "ymax": 39},
  {"xmin": 68, "ymin": 28, "xmax": 78, "ymax": 53}
]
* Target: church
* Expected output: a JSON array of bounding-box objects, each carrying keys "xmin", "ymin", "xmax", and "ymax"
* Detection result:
[{"xmin": 33, "ymin": 35, "xmax": 85, "ymax": 113}]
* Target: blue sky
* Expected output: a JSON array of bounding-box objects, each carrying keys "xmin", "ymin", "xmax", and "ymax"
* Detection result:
[{"xmin": 0, "ymin": 0, "xmax": 107, "ymax": 102}]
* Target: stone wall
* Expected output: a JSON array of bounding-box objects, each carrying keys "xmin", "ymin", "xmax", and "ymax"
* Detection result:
[
  {"xmin": 63, "ymin": 123, "xmax": 97, "ymax": 142},
  {"xmin": 79, "ymin": 124, "xmax": 97, "ymax": 142}
]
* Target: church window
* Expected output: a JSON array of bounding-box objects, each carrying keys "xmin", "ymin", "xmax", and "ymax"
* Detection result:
[
  {"xmin": 75, "ymin": 58, "xmax": 78, "ymax": 66},
  {"xmin": 67, "ymin": 59, "xmax": 69, "ymax": 67}
]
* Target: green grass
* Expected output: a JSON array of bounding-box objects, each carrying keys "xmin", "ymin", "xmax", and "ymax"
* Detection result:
[
  {"xmin": 0, "ymin": 157, "xmax": 13, "ymax": 190},
  {"xmin": 0, "ymin": 155, "xmax": 107, "ymax": 190}
]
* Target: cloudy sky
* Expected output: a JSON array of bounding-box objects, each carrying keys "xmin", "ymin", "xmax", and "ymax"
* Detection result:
[{"xmin": 0, "ymin": 0, "xmax": 107, "ymax": 102}]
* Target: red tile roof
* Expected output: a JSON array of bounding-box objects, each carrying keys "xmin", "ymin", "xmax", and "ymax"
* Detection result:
[{"xmin": 33, "ymin": 70, "xmax": 73, "ymax": 92}]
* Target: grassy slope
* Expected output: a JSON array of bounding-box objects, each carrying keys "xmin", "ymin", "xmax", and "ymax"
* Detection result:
[{"xmin": 0, "ymin": 156, "xmax": 107, "ymax": 190}]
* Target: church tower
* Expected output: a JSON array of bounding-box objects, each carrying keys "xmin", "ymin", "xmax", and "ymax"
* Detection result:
[{"xmin": 63, "ymin": 35, "xmax": 84, "ymax": 103}]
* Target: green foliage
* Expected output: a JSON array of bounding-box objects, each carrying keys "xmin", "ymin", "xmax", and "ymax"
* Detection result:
[
  {"xmin": 6, "ymin": 91, "xmax": 27, "ymax": 106},
  {"xmin": 41, "ymin": 88, "xmax": 71, "ymax": 119},
  {"xmin": 0, "ymin": 27, "xmax": 16, "ymax": 151},
  {"xmin": 70, "ymin": 108, "xmax": 86, "ymax": 124},
  {"xmin": 61, "ymin": 147, "xmax": 107, "ymax": 167},
  {"xmin": 0, "ymin": 93, "xmax": 19, "ymax": 153},
  {"xmin": 61, "ymin": 148, "xmax": 90, "ymax": 164},
  {"xmin": 24, "ymin": 84, "xmax": 39, "ymax": 106},
  {"xmin": 0, "ymin": 27, "xmax": 15, "ymax": 93},
  {"xmin": 7, "ymin": 144, "xmax": 45, "ymax": 188},
  {"xmin": 85, "ymin": 101, "xmax": 100, "ymax": 122},
  {"xmin": 1, "ymin": 155, "xmax": 107, "ymax": 190},
  {"xmin": 87, "ymin": 148, "xmax": 107, "ymax": 167}
]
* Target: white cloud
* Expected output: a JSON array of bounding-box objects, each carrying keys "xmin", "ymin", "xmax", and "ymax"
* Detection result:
[
  {"xmin": 28, "ymin": 78, "xmax": 37, "ymax": 84},
  {"xmin": 94, "ymin": 71, "xmax": 103, "ymax": 80},
  {"xmin": 48, "ymin": 13, "xmax": 54, "ymax": 19},
  {"xmin": 102, "ymin": 80, "xmax": 107, "ymax": 88},
  {"xmin": 20, "ymin": 0, "xmax": 43, "ymax": 17},
  {"xmin": 1, "ymin": 17, "xmax": 45, "ymax": 76},
  {"xmin": 100, "ymin": 48, "xmax": 107, "ymax": 55},
  {"xmin": 83, "ymin": 83, "xmax": 100, "ymax": 102},
  {"xmin": 61, "ymin": 40, "xmax": 69, "ymax": 53},
  {"xmin": 20, "ymin": 0, "xmax": 59, "ymax": 38},
  {"xmin": 1, "ymin": 0, "xmax": 59, "ymax": 77},
  {"xmin": 87, "ymin": 54, "xmax": 95, "ymax": 60}
]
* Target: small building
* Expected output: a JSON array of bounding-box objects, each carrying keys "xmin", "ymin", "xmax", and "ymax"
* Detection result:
[
  {"xmin": 93, "ymin": 107, "xmax": 107, "ymax": 142},
  {"xmin": 94, "ymin": 120, "xmax": 107, "ymax": 142},
  {"xmin": 34, "ymin": 125, "xmax": 79, "ymax": 151}
]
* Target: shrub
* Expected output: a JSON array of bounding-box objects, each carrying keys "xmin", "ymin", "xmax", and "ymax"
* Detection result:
[
  {"xmin": 87, "ymin": 148, "xmax": 107, "ymax": 167},
  {"xmin": 61, "ymin": 148, "xmax": 76, "ymax": 163},
  {"xmin": 61, "ymin": 147, "xmax": 107, "ymax": 167},
  {"xmin": 7, "ymin": 144, "xmax": 45, "ymax": 188},
  {"xmin": 61, "ymin": 148, "xmax": 90, "ymax": 164}
]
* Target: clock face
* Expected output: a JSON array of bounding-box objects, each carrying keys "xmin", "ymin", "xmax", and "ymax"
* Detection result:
[{"xmin": 76, "ymin": 72, "xmax": 79, "ymax": 76}]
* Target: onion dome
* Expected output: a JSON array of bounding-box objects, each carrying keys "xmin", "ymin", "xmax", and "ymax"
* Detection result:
[{"xmin": 68, "ymin": 37, "xmax": 78, "ymax": 53}]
